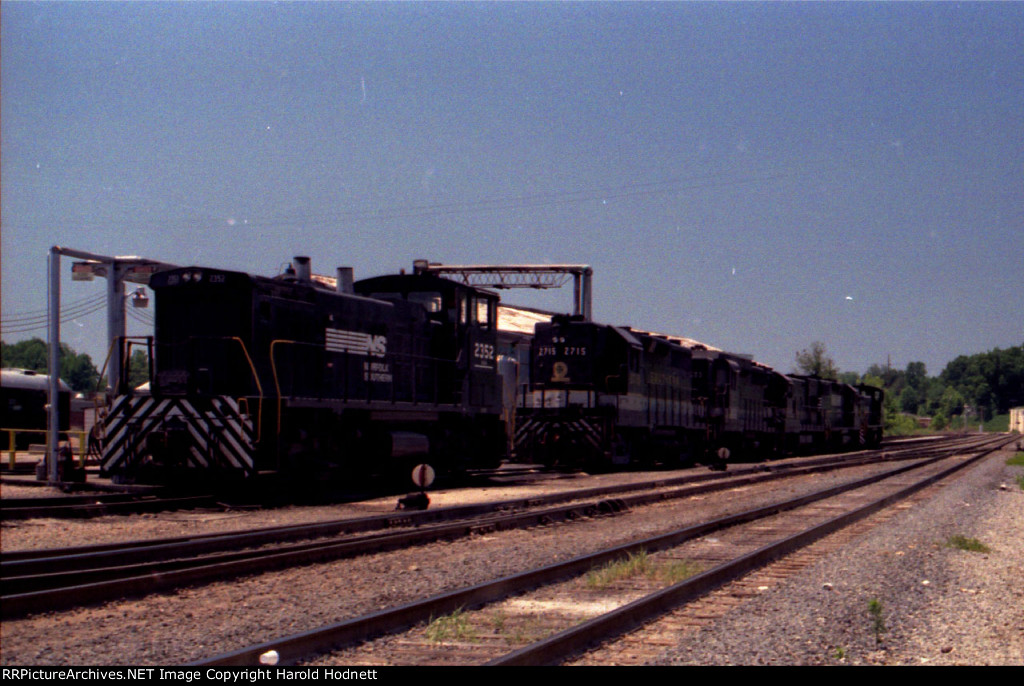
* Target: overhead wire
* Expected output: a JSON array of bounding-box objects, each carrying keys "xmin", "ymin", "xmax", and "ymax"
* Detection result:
[
  {"xmin": 1, "ymin": 293, "xmax": 110, "ymax": 319},
  {"xmin": 126, "ymin": 308, "xmax": 155, "ymax": 326},
  {"xmin": 1, "ymin": 294, "xmax": 109, "ymax": 329},
  {"xmin": 1, "ymin": 298, "xmax": 110, "ymax": 335}
]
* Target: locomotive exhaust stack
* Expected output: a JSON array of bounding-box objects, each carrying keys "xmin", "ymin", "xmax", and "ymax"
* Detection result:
[
  {"xmin": 294, "ymin": 256, "xmax": 312, "ymax": 284},
  {"xmin": 336, "ymin": 267, "xmax": 354, "ymax": 294}
]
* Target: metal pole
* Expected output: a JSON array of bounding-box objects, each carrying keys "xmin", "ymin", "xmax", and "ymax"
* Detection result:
[
  {"xmin": 573, "ymin": 275, "xmax": 582, "ymax": 318},
  {"xmin": 107, "ymin": 262, "xmax": 125, "ymax": 391},
  {"xmin": 581, "ymin": 267, "xmax": 593, "ymax": 321},
  {"xmin": 48, "ymin": 247, "xmax": 61, "ymax": 483}
]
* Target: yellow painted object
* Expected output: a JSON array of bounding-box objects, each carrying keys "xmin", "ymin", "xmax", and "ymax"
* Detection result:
[{"xmin": 3, "ymin": 428, "xmax": 88, "ymax": 468}]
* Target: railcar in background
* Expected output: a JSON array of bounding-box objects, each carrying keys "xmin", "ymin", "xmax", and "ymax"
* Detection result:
[{"xmin": 1, "ymin": 368, "xmax": 70, "ymax": 450}]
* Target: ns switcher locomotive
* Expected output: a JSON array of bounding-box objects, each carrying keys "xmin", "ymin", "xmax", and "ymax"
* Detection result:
[{"xmin": 100, "ymin": 257, "xmax": 506, "ymax": 485}]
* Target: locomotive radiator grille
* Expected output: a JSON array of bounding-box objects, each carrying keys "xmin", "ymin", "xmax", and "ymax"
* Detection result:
[{"xmin": 101, "ymin": 395, "xmax": 256, "ymax": 476}]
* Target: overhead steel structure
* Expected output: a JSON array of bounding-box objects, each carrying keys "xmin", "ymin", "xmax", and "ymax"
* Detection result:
[
  {"xmin": 412, "ymin": 260, "xmax": 593, "ymax": 321},
  {"xmin": 46, "ymin": 246, "xmax": 176, "ymax": 484}
]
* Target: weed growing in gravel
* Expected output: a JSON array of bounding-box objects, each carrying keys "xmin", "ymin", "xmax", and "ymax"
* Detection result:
[
  {"xmin": 507, "ymin": 618, "xmax": 549, "ymax": 646},
  {"xmin": 489, "ymin": 609, "xmax": 507, "ymax": 634},
  {"xmin": 1008, "ymin": 453, "xmax": 1024, "ymax": 491},
  {"xmin": 585, "ymin": 551, "xmax": 702, "ymax": 588},
  {"xmin": 425, "ymin": 608, "xmax": 476, "ymax": 643},
  {"xmin": 867, "ymin": 598, "xmax": 886, "ymax": 644},
  {"xmin": 832, "ymin": 645, "xmax": 847, "ymax": 661},
  {"xmin": 945, "ymin": 534, "xmax": 991, "ymax": 553},
  {"xmin": 586, "ymin": 551, "xmax": 653, "ymax": 588},
  {"xmin": 654, "ymin": 559, "xmax": 704, "ymax": 584}
]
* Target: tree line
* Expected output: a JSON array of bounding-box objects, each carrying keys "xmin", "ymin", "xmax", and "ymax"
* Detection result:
[{"xmin": 1, "ymin": 338, "xmax": 149, "ymax": 392}]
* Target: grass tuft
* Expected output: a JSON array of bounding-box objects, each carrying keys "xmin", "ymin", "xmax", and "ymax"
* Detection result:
[
  {"xmin": 868, "ymin": 598, "xmax": 886, "ymax": 644},
  {"xmin": 586, "ymin": 551, "xmax": 652, "ymax": 588},
  {"xmin": 586, "ymin": 551, "xmax": 702, "ymax": 588},
  {"xmin": 654, "ymin": 558, "xmax": 704, "ymax": 584},
  {"xmin": 425, "ymin": 608, "xmax": 476, "ymax": 643},
  {"xmin": 1006, "ymin": 452, "xmax": 1024, "ymax": 467},
  {"xmin": 945, "ymin": 534, "xmax": 991, "ymax": 553}
]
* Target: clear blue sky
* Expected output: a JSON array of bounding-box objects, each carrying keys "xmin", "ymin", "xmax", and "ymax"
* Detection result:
[{"xmin": 2, "ymin": 1, "xmax": 1022, "ymax": 377}]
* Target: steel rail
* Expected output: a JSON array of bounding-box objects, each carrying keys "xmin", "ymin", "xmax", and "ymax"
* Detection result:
[
  {"xmin": 0, "ymin": 494, "xmax": 217, "ymax": 520},
  {"xmin": 0, "ymin": 436, "xmax": 988, "ymax": 618},
  {"xmin": 2, "ymin": 436, "xmax": 970, "ymax": 593},
  {"xmin": 0, "ymin": 456, "xmax": 892, "ymax": 613},
  {"xmin": 489, "ymin": 434, "xmax": 1016, "ymax": 665},
  {"xmin": 2, "ymin": 433, "xmax": 977, "ymax": 564},
  {"xmin": 190, "ymin": 434, "xmax": 1011, "ymax": 666},
  {"xmin": 0, "ymin": 448, "xmax": 903, "ymax": 597}
]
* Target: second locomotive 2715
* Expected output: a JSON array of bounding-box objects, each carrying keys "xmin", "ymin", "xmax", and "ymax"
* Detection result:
[{"xmin": 514, "ymin": 315, "xmax": 883, "ymax": 470}]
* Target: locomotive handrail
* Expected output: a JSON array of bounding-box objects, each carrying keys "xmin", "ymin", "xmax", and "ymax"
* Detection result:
[
  {"xmin": 92, "ymin": 337, "xmax": 121, "ymax": 439},
  {"xmin": 92, "ymin": 336, "xmax": 152, "ymax": 448},
  {"xmin": 269, "ymin": 339, "xmax": 299, "ymax": 435},
  {"xmin": 94, "ymin": 338, "xmax": 121, "ymax": 395},
  {"xmin": 224, "ymin": 336, "xmax": 265, "ymax": 443}
]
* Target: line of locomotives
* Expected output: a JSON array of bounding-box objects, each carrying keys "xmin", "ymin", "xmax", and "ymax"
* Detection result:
[
  {"xmin": 99, "ymin": 257, "xmax": 883, "ymax": 486},
  {"xmin": 513, "ymin": 314, "xmax": 884, "ymax": 470}
]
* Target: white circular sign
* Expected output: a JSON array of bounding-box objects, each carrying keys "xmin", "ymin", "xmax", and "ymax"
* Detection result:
[{"xmin": 411, "ymin": 463, "xmax": 435, "ymax": 489}]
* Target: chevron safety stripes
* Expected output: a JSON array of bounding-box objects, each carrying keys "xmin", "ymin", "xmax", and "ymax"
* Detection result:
[
  {"xmin": 101, "ymin": 394, "xmax": 256, "ymax": 476},
  {"xmin": 515, "ymin": 415, "xmax": 606, "ymax": 455}
]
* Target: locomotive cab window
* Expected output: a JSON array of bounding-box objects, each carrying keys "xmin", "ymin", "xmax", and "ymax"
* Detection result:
[
  {"xmin": 476, "ymin": 298, "xmax": 495, "ymax": 330},
  {"xmin": 409, "ymin": 292, "xmax": 443, "ymax": 314}
]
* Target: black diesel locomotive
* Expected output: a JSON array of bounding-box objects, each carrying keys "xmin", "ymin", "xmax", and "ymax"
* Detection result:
[
  {"xmin": 514, "ymin": 315, "xmax": 883, "ymax": 469},
  {"xmin": 101, "ymin": 258, "xmax": 506, "ymax": 485}
]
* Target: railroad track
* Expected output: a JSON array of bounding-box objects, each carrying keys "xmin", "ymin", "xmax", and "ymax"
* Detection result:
[
  {"xmin": 0, "ymin": 434, "xmax": 991, "ymax": 619},
  {"xmin": 0, "ymin": 491, "xmax": 224, "ymax": 520},
  {"xmin": 2, "ymin": 436, "xmax": 984, "ymax": 619},
  {"xmin": 187, "ymin": 433, "xmax": 1012, "ymax": 666}
]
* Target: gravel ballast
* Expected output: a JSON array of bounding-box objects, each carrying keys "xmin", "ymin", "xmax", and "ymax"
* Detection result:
[
  {"xmin": 660, "ymin": 448, "xmax": 1023, "ymax": 666},
  {"xmin": 2, "ymin": 447, "xmax": 1020, "ymax": 666}
]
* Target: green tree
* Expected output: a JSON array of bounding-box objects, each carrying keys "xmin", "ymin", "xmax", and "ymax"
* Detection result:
[
  {"xmin": 861, "ymin": 373, "xmax": 885, "ymax": 390},
  {"xmin": 127, "ymin": 349, "xmax": 150, "ymax": 389},
  {"xmin": 940, "ymin": 345, "xmax": 1024, "ymax": 420},
  {"xmin": 1, "ymin": 338, "xmax": 100, "ymax": 393},
  {"xmin": 794, "ymin": 341, "xmax": 839, "ymax": 380},
  {"xmin": 898, "ymin": 386, "xmax": 920, "ymax": 414},
  {"xmin": 938, "ymin": 386, "xmax": 965, "ymax": 419},
  {"xmin": 838, "ymin": 371, "xmax": 861, "ymax": 385}
]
